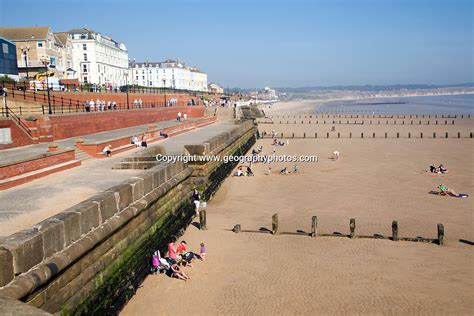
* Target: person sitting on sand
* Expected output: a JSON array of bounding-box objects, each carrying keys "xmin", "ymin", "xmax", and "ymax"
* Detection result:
[
  {"xmin": 333, "ymin": 151, "xmax": 340, "ymax": 160},
  {"xmin": 272, "ymin": 139, "xmax": 278, "ymax": 145},
  {"xmin": 168, "ymin": 262, "xmax": 189, "ymax": 281},
  {"xmin": 246, "ymin": 166, "xmax": 254, "ymax": 176},
  {"xmin": 293, "ymin": 165, "xmax": 299, "ymax": 173},
  {"xmin": 437, "ymin": 184, "xmax": 458, "ymax": 196},
  {"xmin": 331, "ymin": 126, "xmax": 336, "ymax": 131},
  {"xmin": 280, "ymin": 167, "xmax": 288, "ymax": 175},
  {"xmin": 438, "ymin": 164, "xmax": 447, "ymax": 174},
  {"xmin": 234, "ymin": 167, "xmax": 244, "ymax": 177},
  {"xmin": 429, "ymin": 164, "xmax": 437, "ymax": 173}
]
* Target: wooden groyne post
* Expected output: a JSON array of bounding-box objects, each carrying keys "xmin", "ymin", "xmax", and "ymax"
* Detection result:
[
  {"xmin": 199, "ymin": 210, "xmax": 207, "ymax": 230},
  {"xmin": 350, "ymin": 218, "xmax": 356, "ymax": 238},
  {"xmin": 438, "ymin": 224, "xmax": 444, "ymax": 246},
  {"xmin": 272, "ymin": 213, "xmax": 279, "ymax": 235},
  {"xmin": 311, "ymin": 216, "xmax": 317, "ymax": 238},
  {"xmin": 392, "ymin": 221, "xmax": 398, "ymax": 241}
]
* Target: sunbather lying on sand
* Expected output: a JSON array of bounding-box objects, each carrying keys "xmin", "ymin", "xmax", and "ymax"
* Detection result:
[{"xmin": 437, "ymin": 184, "xmax": 461, "ymax": 196}]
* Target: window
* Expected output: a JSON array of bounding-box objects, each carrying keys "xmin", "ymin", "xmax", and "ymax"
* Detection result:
[
  {"xmin": 50, "ymin": 57, "xmax": 56, "ymax": 66},
  {"xmin": 98, "ymin": 65, "xmax": 100, "ymax": 72},
  {"xmin": 2, "ymin": 43, "xmax": 8, "ymax": 53},
  {"xmin": 83, "ymin": 64, "xmax": 88, "ymax": 73},
  {"xmin": 83, "ymin": 76, "xmax": 88, "ymax": 83},
  {"xmin": 37, "ymin": 41, "xmax": 43, "ymax": 48},
  {"xmin": 83, "ymin": 53, "xmax": 87, "ymax": 61},
  {"xmin": 82, "ymin": 44, "xmax": 87, "ymax": 50},
  {"xmin": 80, "ymin": 34, "xmax": 87, "ymax": 39}
]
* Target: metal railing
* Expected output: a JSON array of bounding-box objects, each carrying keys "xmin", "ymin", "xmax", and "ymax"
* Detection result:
[
  {"xmin": 1, "ymin": 99, "xmax": 34, "ymax": 137},
  {"xmin": 1, "ymin": 82, "xmax": 202, "ymax": 116}
]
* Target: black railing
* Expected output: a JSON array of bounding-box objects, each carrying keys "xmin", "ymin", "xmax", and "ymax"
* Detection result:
[
  {"xmin": 2, "ymin": 101, "xmax": 34, "ymax": 137},
  {"xmin": 0, "ymin": 82, "xmax": 202, "ymax": 116}
]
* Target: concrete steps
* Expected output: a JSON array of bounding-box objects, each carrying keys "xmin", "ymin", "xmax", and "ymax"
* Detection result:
[{"xmin": 74, "ymin": 148, "xmax": 93, "ymax": 162}]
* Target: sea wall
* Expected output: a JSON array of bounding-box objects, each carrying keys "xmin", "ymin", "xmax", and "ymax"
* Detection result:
[{"xmin": 0, "ymin": 120, "xmax": 257, "ymax": 315}]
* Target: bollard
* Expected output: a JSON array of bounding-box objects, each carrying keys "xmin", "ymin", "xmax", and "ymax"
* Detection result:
[
  {"xmin": 445, "ymin": 132, "xmax": 448, "ymax": 138},
  {"xmin": 436, "ymin": 120, "xmax": 438, "ymax": 125},
  {"xmin": 421, "ymin": 132, "xmax": 423, "ymax": 138},
  {"xmin": 315, "ymin": 132, "xmax": 317, "ymax": 138},
  {"xmin": 385, "ymin": 132, "xmax": 387, "ymax": 138},
  {"xmin": 419, "ymin": 120, "xmax": 421, "ymax": 125},
  {"xmin": 199, "ymin": 210, "xmax": 207, "ymax": 230},
  {"xmin": 327, "ymin": 132, "xmax": 329, "ymax": 138},
  {"xmin": 402, "ymin": 121, "xmax": 404, "ymax": 125},
  {"xmin": 408, "ymin": 132, "xmax": 411, "ymax": 138},
  {"xmin": 428, "ymin": 121, "xmax": 430, "ymax": 125},
  {"xmin": 349, "ymin": 132, "xmax": 352, "ymax": 138},
  {"xmin": 370, "ymin": 120, "xmax": 372, "ymax": 124},
  {"xmin": 272, "ymin": 213, "xmax": 279, "ymax": 235},
  {"xmin": 233, "ymin": 224, "xmax": 241, "ymax": 233},
  {"xmin": 438, "ymin": 224, "xmax": 444, "ymax": 246},
  {"xmin": 373, "ymin": 132, "xmax": 375, "ymax": 138},
  {"xmin": 350, "ymin": 218, "xmax": 356, "ymax": 239},
  {"xmin": 338, "ymin": 132, "xmax": 340, "ymax": 138},
  {"xmin": 361, "ymin": 132, "xmax": 364, "ymax": 138},
  {"xmin": 311, "ymin": 216, "xmax": 317, "ymax": 238},
  {"xmin": 303, "ymin": 132, "xmax": 306, "ymax": 138},
  {"xmin": 301, "ymin": 121, "xmax": 303, "ymax": 124},
  {"xmin": 471, "ymin": 132, "xmax": 473, "ymax": 138},
  {"xmin": 411, "ymin": 120, "xmax": 413, "ymax": 125},
  {"xmin": 392, "ymin": 221, "xmax": 398, "ymax": 241},
  {"xmin": 458, "ymin": 132, "xmax": 460, "ymax": 138},
  {"xmin": 292, "ymin": 133, "xmax": 295, "ymax": 138},
  {"xmin": 324, "ymin": 121, "xmax": 326, "ymax": 124},
  {"xmin": 433, "ymin": 132, "xmax": 436, "ymax": 138},
  {"xmin": 452, "ymin": 120, "xmax": 454, "ymax": 125},
  {"xmin": 445, "ymin": 120, "xmax": 447, "ymax": 125},
  {"xmin": 397, "ymin": 132, "xmax": 399, "ymax": 138}
]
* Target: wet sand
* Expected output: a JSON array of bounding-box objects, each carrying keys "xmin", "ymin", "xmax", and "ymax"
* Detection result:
[{"xmin": 121, "ymin": 102, "xmax": 473, "ymax": 315}]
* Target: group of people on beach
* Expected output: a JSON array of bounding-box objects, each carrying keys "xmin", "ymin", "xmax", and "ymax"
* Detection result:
[
  {"xmin": 429, "ymin": 164, "xmax": 447, "ymax": 174},
  {"xmin": 151, "ymin": 237, "xmax": 206, "ymax": 281}
]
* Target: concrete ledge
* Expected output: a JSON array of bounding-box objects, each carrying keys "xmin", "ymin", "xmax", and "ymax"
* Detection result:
[
  {"xmin": 1, "ymin": 228, "xmax": 44, "ymax": 275},
  {"xmin": 0, "ymin": 294, "xmax": 50, "ymax": 315}
]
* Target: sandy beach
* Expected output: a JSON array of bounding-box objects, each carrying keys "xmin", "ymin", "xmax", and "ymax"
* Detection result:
[{"xmin": 121, "ymin": 101, "xmax": 473, "ymax": 315}]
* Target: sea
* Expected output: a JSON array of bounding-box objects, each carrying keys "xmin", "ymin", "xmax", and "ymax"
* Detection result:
[{"xmin": 314, "ymin": 94, "xmax": 474, "ymax": 115}]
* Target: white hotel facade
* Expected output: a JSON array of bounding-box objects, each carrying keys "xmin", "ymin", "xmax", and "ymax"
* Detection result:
[
  {"xmin": 68, "ymin": 28, "xmax": 129, "ymax": 86},
  {"xmin": 129, "ymin": 59, "xmax": 208, "ymax": 92}
]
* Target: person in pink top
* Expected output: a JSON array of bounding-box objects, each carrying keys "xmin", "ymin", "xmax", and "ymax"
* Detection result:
[{"xmin": 167, "ymin": 236, "xmax": 177, "ymax": 263}]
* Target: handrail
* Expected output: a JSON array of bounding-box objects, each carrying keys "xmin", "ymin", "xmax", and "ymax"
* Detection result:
[{"xmin": 4, "ymin": 106, "xmax": 34, "ymax": 137}]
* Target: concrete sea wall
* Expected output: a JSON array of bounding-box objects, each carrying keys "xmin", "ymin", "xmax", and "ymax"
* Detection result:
[{"xmin": 0, "ymin": 120, "xmax": 257, "ymax": 315}]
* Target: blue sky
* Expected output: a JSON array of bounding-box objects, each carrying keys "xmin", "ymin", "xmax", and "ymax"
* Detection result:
[{"xmin": 0, "ymin": 0, "xmax": 472, "ymax": 88}]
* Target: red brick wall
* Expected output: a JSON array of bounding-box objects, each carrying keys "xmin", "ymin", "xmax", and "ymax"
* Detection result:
[
  {"xmin": 50, "ymin": 106, "xmax": 205, "ymax": 140},
  {"xmin": 0, "ymin": 150, "xmax": 75, "ymax": 180},
  {"xmin": 0, "ymin": 120, "xmax": 36, "ymax": 150}
]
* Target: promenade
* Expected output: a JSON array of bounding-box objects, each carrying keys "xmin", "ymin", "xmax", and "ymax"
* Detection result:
[{"xmin": 0, "ymin": 120, "xmax": 236, "ymax": 236}]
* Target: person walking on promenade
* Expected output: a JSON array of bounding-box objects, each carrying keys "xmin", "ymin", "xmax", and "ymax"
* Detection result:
[
  {"xmin": 133, "ymin": 99, "xmax": 138, "ymax": 109},
  {"xmin": 177, "ymin": 111, "xmax": 182, "ymax": 122},
  {"xmin": 89, "ymin": 99, "xmax": 95, "ymax": 112},
  {"xmin": 84, "ymin": 100, "xmax": 90, "ymax": 112},
  {"xmin": 138, "ymin": 98, "xmax": 143, "ymax": 109},
  {"xmin": 112, "ymin": 100, "xmax": 117, "ymax": 110}
]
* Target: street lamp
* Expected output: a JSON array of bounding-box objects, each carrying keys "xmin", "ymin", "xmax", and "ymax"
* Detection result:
[
  {"xmin": 162, "ymin": 79, "xmax": 166, "ymax": 106},
  {"xmin": 124, "ymin": 72, "xmax": 130, "ymax": 110},
  {"xmin": 40, "ymin": 56, "xmax": 52, "ymax": 115},
  {"xmin": 21, "ymin": 45, "xmax": 30, "ymax": 79}
]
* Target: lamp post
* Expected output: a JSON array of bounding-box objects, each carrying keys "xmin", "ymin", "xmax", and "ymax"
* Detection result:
[
  {"xmin": 41, "ymin": 57, "xmax": 52, "ymax": 115},
  {"xmin": 162, "ymin": 79, "xmax": 166, "ymax": 106},
  {"xmin": 124, "ymin": 72, "xmax": 130, "ymax": 110},
  {"xmin": 21, "ymin": 46, "xmax": 30, "ymax": 79}
]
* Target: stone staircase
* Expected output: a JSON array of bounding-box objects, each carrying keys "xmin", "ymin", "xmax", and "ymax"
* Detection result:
[{"xmin": 75, "ymin": 147, "xmax": 93, "ymax": 162}]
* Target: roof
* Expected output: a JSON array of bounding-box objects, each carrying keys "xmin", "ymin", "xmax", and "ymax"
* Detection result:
[
  {"xmin": 0, "ymin": 26, "xmax": 50, "ymax": 41},
  {"xmin": 0, "ymin": 36, "xmax": 16, "ymax": 46},
  {"xmin": 54, "ymin": 32, "xmax": 70, "ymax": 46}
]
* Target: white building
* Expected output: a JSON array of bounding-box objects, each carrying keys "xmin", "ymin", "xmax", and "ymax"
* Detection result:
[
  {"xmin": 129, "ymin": 59, "xmax": 208, "ymax": 92},
  {"xmin": 68, "ymin": 28, "xmax": 129, "ymax": 86}
]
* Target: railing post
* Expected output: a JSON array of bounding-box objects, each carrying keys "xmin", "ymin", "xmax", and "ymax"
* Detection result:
[{"xmin": 311, "ymin": 216, "xmax": 317, "ymax": 238}]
